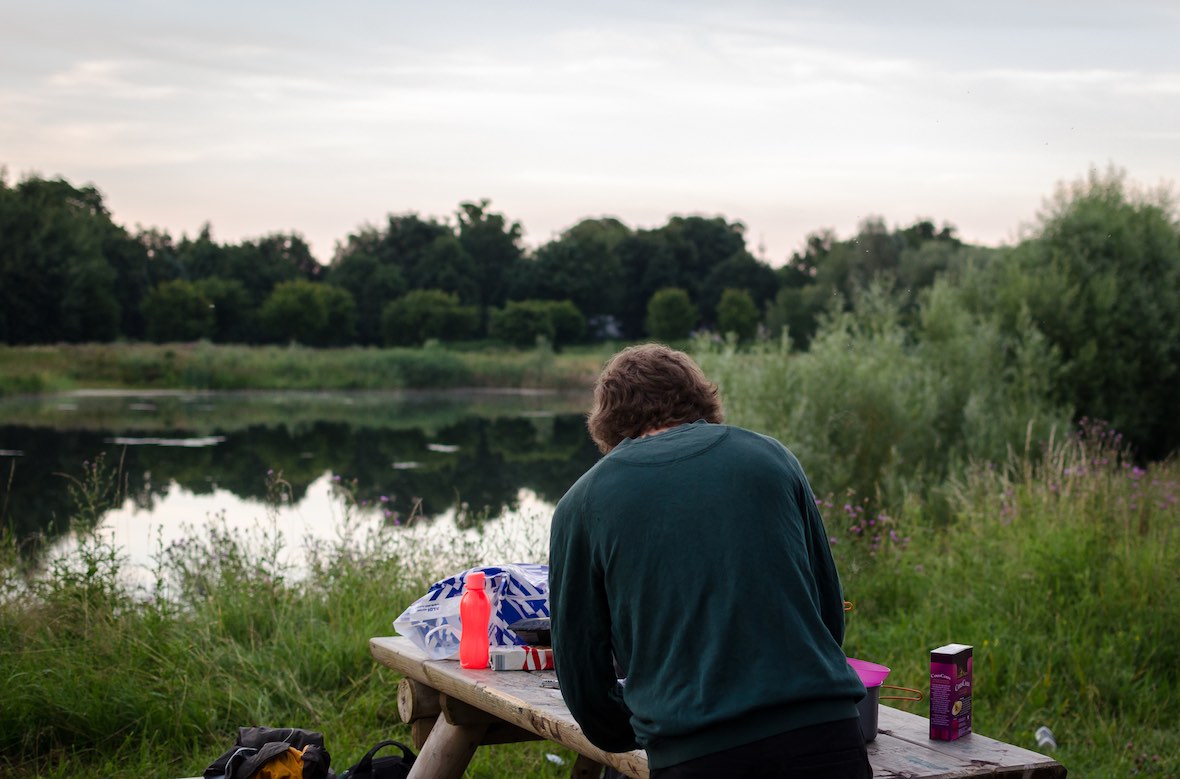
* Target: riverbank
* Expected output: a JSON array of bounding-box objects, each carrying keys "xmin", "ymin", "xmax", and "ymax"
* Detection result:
[
  {"xmin": 2, "ymin": 426, "xmax": 1177, "ymax": 777},
  {"xmin": 0, "ymin": 341, "xmax": 612, "ymax": 395}
]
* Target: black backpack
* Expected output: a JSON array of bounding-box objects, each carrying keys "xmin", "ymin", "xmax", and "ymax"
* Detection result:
[
  {"xmin": 203, "ymin": 726, "xmax": 332, "ymax": 779},
  {"xmin": 338, "ymin": 739, "xmax": 417, "ymax": 779}
]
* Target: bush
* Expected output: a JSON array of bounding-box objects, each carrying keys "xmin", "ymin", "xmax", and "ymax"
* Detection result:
[
  {"xmin": 545, "ymin": 300, "xmax": 587, "ymax": 348},
  {"xmin": 489, "ymin": 300, "xmax": 556, "ymax": 348},
  {"xmin": 982, "ymin": 167, "xmax": 1180, "ymax": 459},
  {"xmin": 645, "ymin": 287, "xmax": 697, "ymax": 341},
  {"xmin": 381, "ymin": 289, "xmax": 479, "ymax": 346},
  {"xmin": 716, "ymin": 288, "xmax": 760, "ymax": 342},
  {"xmin": 695, "ymin": 280, "xmax": 1070, "ymax": 505},
  {"xmin": 142, "ymin": 280, "xmax": 214, "ymax": 342},
  {"xmin": 259, "ymin": 280, "xmax": 358, "ymax": 346}
]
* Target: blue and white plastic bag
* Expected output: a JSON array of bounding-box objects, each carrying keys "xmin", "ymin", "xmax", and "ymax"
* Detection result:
[{"xmin": 393, "ymin": 563, "xmax": 549, "ymax": 660}]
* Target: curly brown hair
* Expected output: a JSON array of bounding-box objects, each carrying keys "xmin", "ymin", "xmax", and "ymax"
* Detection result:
[{"xmin": 586, "ymin": 343, "xmax": 725, "ymax": 454}]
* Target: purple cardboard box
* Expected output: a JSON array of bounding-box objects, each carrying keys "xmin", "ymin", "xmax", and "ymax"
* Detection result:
[{"xmin": 930, "ymin": 643, "xmax": 973, "ymax": 740}]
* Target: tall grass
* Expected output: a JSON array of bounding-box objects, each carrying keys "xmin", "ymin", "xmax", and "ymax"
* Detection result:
[
  {"xmin": 4, "ymin": 424, "xmax": 1174, "ymax": 776},
  {"xmin": 0, "ymin": 341, "xmax": 609, "ymax": 395},
  {"xmin": 5, "ymin": 287, "xmax": 1178, "ymax": 776},
  {"xmin": 0, "ymin": 466, "xmax": 576, "ymax": 778},
  {"xmin": 695, "ymin": 281, "xmax": 1071, "ymax": 515},
  {"xmin": 836, "ymin": 424, "xmax": 1178, "ymax": 777}
]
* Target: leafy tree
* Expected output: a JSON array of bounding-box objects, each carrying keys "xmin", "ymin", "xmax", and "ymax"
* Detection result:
[
  {"xmin": 60, "ymin": 254, "xmax": 121, "ymax": 342},
  {"xmin": 225, "ymin": 232, "xmax": 319, "ymax": 305},
  {"xmin": 614, "ymin": 216, "xmax": 749, "ymax": 339},
  {"xmin": 259, "ymin": 279, "xmax": 357, "ymax": 346},
  {"xmin": 545, "ymin": 300, "xmax": 587, "ymax": 349},
  {"xmin": 112, "ymin": 227, "xmax": 184, "ymax": 340},
  {"xmin": 490, "ymin": 300, "xmax": 557, "ymax": 348},
  {"xmin": 176, "ymin": 224, "xmax": 226, "ymax": 280},
  {"xmin": 0, "ymin": 174, "xmax": 122, "ymax": 343},
  {"xmin": 411, "ymin": 235, "xmax": 479, "ymax": 304},
  {"xmin": 645, "ymin": 287, "xmax": 698, "ymax": 341},
  {"xmin": 510, "ymin": 218, "xmax": 629, "ymax": 323},
  {"xmin": 767, "ymin": 220, "xmax": 968, "ymax": 349},
  {"xmin": 142, "ymin": 280, "xmax": 214, "ymax": 342},
  {"xmin": 661, "ymin": 215, "xmax": 748, "ymax": 290},
  {"xmin": 700, "ymin": 251, "xmax": 779, "ymax": 326},
  {"xmin": 457, "ymin": 199, "xmax": 524, "ymax": 330},
  {"xmin": 173, "ymin": 228, "xmax": 321, "ymax": 341},
  {"xmin": 328, "ymin": 214, "xmax": 454, "ymax": 344},
  {"xmin": 193, "ymin": 277, "xmax": 252, "ymax": 343},
  {"xmin": 977, "ymin": 167, "xmax": 1180, "ymax": 458},
  {"xmin": 325, "ymin": 249, "xmax": 406, "ymax": 345},
  {"xmin": 381, "ymin": 289, "xmax": 479, "ymax": 346},
  {"xmin": 617, "ymin": 230, "xmax": 680, "ymax": 339},
  {"xmin": 716, "ymin": 288, "xmax": 761, "ymax": 342},
  {"xmin": 310, "ymin": 283, "xmax": 358, "ymax": 347}
]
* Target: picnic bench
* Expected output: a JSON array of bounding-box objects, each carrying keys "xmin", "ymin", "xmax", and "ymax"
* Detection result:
[{"xmin": 370, "ymin": 636, "xmax": 1066, "ymax": 778}]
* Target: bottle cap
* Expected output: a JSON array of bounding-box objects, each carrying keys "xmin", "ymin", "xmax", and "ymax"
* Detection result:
[{"xmin": 465, "ymin": 571, "xmax": 486, "ymax": 589}]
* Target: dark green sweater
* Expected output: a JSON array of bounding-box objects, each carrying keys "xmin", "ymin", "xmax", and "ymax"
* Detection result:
[{"xmin": 549, "ymin": 421, "xmax": 865, "ymax": 769}]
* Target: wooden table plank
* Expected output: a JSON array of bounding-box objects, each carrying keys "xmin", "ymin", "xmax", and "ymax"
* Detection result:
[
  {"xmin": 873, "ymin": 706, "xmax": 1065, "ymax": 778},
  {"xmin": 370, "ymin": 636, "xmax": 1066, "ymax": 779},
  {"xmin": 371, "ymin": 636, "xmax": 649, "ymax": 778}
]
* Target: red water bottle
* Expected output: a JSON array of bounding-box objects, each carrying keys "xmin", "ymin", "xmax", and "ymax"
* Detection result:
[{"xmin": 459, "ymin": 571, "xmax": 491, "ymax": 668}]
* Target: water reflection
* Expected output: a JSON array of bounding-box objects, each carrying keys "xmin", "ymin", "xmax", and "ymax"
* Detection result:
[{"xmin": 0, "ymin": 390, "xmax": 600, "ymax": 575}]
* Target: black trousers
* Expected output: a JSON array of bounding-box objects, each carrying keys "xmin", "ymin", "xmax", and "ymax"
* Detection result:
[{"xmin": 648, "ymin": 717, "xmax": 871, "ymax": 779}]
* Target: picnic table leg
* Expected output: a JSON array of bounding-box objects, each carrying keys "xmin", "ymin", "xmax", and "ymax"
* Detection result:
[
  {"xmin": 406, "ymin": 715, "xmax": 489, "ymax": 779},
  {"xmin": 571, "ymin": 753, "xmax": 609, "ymax": 778}
]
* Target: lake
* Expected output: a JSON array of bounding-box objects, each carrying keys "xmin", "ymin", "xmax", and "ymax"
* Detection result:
[{"xmin": 0, "ymin": 389, "xmax": 600, "ymax": 585}]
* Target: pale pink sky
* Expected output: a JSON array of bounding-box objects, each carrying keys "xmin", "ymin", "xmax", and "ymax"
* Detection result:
[{"xmin": 3, "ymin": 0, "xmax": 1178, "ymax": 265}]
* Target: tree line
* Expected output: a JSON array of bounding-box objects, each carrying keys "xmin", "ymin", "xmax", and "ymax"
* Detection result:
[
  {"xmin": 2, "ymin": 165, "xmax": 1178, "ymax": 458},
  {"xmin": 0, "ymin": 169, "xmax": 972, "ymax": 350}
]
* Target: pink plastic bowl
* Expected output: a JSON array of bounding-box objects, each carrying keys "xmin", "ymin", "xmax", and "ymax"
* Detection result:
[{"xmin": 847, "ymin": 657, "xmax": 891, "ymax": 687}]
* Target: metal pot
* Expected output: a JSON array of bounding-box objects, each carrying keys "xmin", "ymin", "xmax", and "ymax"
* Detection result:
[{"xmin": 856, "ymin": 684, "xmax": 923, "ymax": 742}]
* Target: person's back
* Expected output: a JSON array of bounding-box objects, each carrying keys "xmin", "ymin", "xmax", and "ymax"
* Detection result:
[{"xmin": 549, "ymin": 344, "xmax": 873, "ymax": 778}]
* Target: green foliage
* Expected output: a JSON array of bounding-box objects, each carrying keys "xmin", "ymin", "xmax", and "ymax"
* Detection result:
[
  {"xmin": 380, "ymin": 289, "xmax": 479, "ymax": 346},
  {"xmin": 489, "ymin": 300, "xmax": 556, "ymax": 348},
  {"xmin": 259, "ymin": 280, "xmax": 358, "ymax": 346},
  {"xmin": 3, "ymin": 420, "xmax": 1177, "ymax": 776},
  {"xmin": 2, "ymin": 165, "xmax": 1177, "ymax": 467},
  {"xmin": 645, "ymin": 287, "xmax": 698, "ymax": 341},
  {"xmin": 510, "ymin": 218, "xmax": 629, "ymax": 323},
  {"xmin": 487, "ymin": 298, "xmax": 586, "ymax": 350},
  {"xmin": 324, "ymin": 251, "xmax": 407, "ymax": 346},
  {"xmin": 0, "ymin": 342, "xmax": 608, "ymax": 396},
  {"xmin": 696, "ymin": 280, "xmax": 1070, "ymax": 506},
  {"xmin": 457, "ymin": 199, "xmax": 524, "ymax": 328},
  {"xmin": 545, "ymin": 300, "xmax": 587, "ymax": 348},
  {"xmin": 181, "ymin": 230, "xmax": 316, "ymax": 308},
  {"xmin": 768, "ymin": 219, "xmax": 969, "ymax": 350},
  {"xmin": 0, "ymin": 174, "xmax": 123, "ymax": 343},
  {"xmin": 716, "ymin": 288, "xmax": 760, "ymax": 342},
  {"xmin": 0, "ymin": 454, "xmax": 585, "ymax": 778},
  {"xmin": 700, "ymin": 251, "xmax": 779, "ymax": 326},
  {"xmin": 141, "ymin": 280, "xmax": 214, "ymax": 342},
  {"xmin": 614, "ymin": 216, "xmax": 753, "ymax": 338},
  {"xmin": 194, "ymin": 276, "xmax": 253, "ymax": 343},
  {"xmin": 975, "ymin": 167, "xmax": 1180, "ymax": 459}
]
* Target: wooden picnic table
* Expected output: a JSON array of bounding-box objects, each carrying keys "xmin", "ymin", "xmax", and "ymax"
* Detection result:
[{"xmin": 370, "ymin": 635, "xmax": 1066, "ymax": 778}]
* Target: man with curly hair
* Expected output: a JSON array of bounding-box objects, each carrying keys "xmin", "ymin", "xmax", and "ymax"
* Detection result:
[{"xmin": 549, "ymin": 343, "xmax": 870, "ymax": 778}]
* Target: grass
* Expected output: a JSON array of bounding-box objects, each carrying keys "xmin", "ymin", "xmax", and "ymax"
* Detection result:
[
  {"xmin": 3, "ymin": 425, "xmax": 1176, "ymax": 777},
  {"xmin": 0, "ymin": 469, "xmax": 580, "ymax": 778},
  {"xmin": 832, "ymin": 422, "xmax": 1179, "ymax": 778},
  {"xmin": 0, "ymin": 341, "xmax": 612, "ymax": 395},
  {"xmin": 3, "ymin": 330, "xmax": 1178, "ymax": 777}
]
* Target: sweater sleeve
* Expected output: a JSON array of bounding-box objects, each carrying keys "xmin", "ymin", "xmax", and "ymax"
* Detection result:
[{"xmin": 549, "ymin": 488, "xmax": 639, "ymax": 753}]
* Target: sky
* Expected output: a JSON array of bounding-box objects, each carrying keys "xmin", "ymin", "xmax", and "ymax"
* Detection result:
[{"xmin": 3, "ymin": 0, "xmax": 1178, "ymax": 266}]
